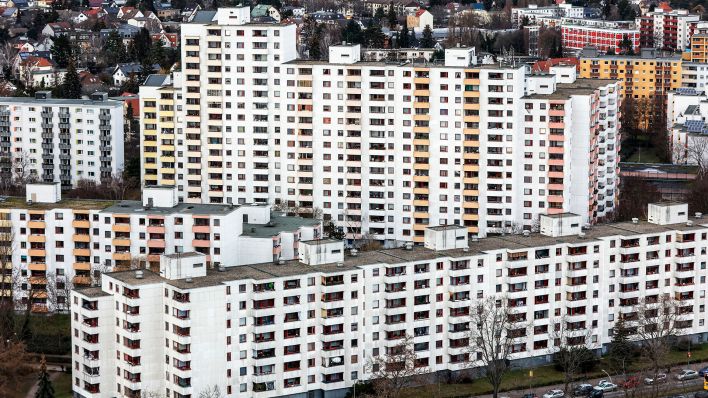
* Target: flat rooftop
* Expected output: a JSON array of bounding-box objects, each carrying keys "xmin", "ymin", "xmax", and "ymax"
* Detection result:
[
  {"xmin": 242, "ymin": 212, "xmax": 320, "ymax": 238},
  {"xmin": 0, "ymin": 97, "xmax": 123, "ymax": 107},
  {"xmin": 0, "ymin": 196, "xmax": 117, "ymax": 210},
  {"xmin": 524, "ymin": 79, "xmax": 619, "ymax": 99},
  {"xmin": 100, "ymin": 200, "xmax": 241, "ymax": 216},
  {"xmin": 105, "ymin": 218, "xmax": 708, "ymax": 289}
]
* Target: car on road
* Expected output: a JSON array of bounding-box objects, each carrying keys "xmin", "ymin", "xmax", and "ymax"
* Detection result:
[
  {"xmin": 644, "ymin": 373, "xmax": 667, "ymax": 385},
  {"xmin": 589, "ymin": 388, "xmax": 604, "ymax": 398},
  {"xmin": 573, "ymin": 384, "xmax": 594, "ymax": 397},
  {"xmin": 594, "ymin": 381, "xmax": 617, "ymax": 392},
  {"xmin": 677, "ymin": 369, "xmax": 699, "ymax": 381},
  {"xmin": 543, "ymin": 389, "xmax": 565, "ymax": 398},
  {"xmin": 620, "ymin": 376, "xmax": 640, "ymax": 389},
  {"xmin": 695, "ymin": 392, "xmax": 708, "ymax": 398},
  {"xmin": 522, "ymin": 393, "xmax": 539, "ymax": 398},
  {"xmin": 668, "ymin": 395, "xmax": 687, "ymax": 398},
  {"xmin": 699, "ymin": 367, "xmax": 708, "ymax": 377}
]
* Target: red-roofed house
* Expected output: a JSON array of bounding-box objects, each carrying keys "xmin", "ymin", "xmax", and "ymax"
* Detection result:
[
  {"xmin": 151, "ymin": 32, "xmax": 178, "ymax": 48},
  {"xmin": 532, "ymin": 57, "xmax": 580, "ymax": 73},
  {"xmin": 406, "ymin": 8, "xmax": 433, "ymax": 29}
]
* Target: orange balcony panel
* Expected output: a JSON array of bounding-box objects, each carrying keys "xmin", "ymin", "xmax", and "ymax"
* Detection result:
[
  {"xmin": 72, "ymin": 220, "xmax": 90, "ymax": 229},
  {"xmin": 113, "ymin": 224, "xmax": 131, "ymax": 233},
  {"xmin": 412, "ymin": 224, "xmax": 428, "ymax": 231},
  {"xmin": 73, "ymin": 276, "xmax": 91, "ymax": 285},
  {"xmin": 146, "ymin": 225, "xmax": 165, "ymax": 234},
  {"xmin": 548, "ymin": 159, "xmax": 565, "ymax": 166},
  {"xmin": 548, "ymin": 208, "xmax": 565, "ymax": 215},
  {"xmin": 192, "ymin": 225, "xmax": 210, "ymax": 234},
  {"xmin": 548, "ymin": 195, "xmax": 564, "ymax": 203},
  {"xmin": 549, "ymin": 109, "xmax": 565, "ymax": 117},
  {"xmin": 73, "ymin": 262, "xmax": 91, "ymax": 271},
  {"xmin": 73, "ymin": 248, "xmax": 90, "ymax": 257},
  {"xmin": 549, "ymin": 122, "xmax": 565, "ymax": 129},
  {"xmin": 73, "ymin": 234, "xmax": 91, "ymax": 243},
  {"xmin": 549, "ymin": 171, "xmax": 564, "ymax": 178},
  {"xmin": 413, "ymin": 212, "xmax": 429, "ymax": 219},
  {"xmin": 27, "ymin": 221, "xmax": 45, "ymax": 229},
  {"xmin": 32, "ymin": 304, "xmax": 49, "ymax": 313},
  {"xmin": 413, "ymin": 114, "xmax": 430, "ymax": 121},
  {"xmin": 413, "ymin": 236, "xmax": 424, "ymax": 243},
  {"xmin": 413, "ymin": 187, "xmax": 429, "ymax": 195},
  {"xmin": 28, "ymin": 235, "xmax": 46, "ymax": 243},
  {"xmin": 412, "ymin": 126, "xmax": 429, "ymax": 134},
  {"xmin": 147, "ymin": 254, "xmax": 162, "ymax": 262},
  {"xmin": 28, "ymin": 262, "xmax": 46, "ymax": 271},
  {"xmin": 548, "ymin": 183, "xmax": 564, "ymax": 191},
  {"xmin": 28, "ymin": 249, "xmax": 46, "ymax": 257},
  {"xmin": 29, "ymin": 276, "xmax": 47, "ymax": 285},
  {"xmin": 113, "ymin": 252, "xmax": 131, "ymax": 261},
  {"xmin": 113, "ymin": 238, "xmax": 131, "ymax": 246},
  {"xmin": 148, "ymin": 240, "xmax": 166, "ymax": 248},
  {"xmin": 549, "ymin": 134, "xmax": 565, "ymax": 142},
  {"xmin": 28, "ymin": 210, "xmax": 45, "ymax": 215},
  {"xmin": 549, "ymin": 147, "xmax": 565, "ymax": 154},
  {"xmin": 192, "ymin": 239, "xmax": 210, "ymax": 247}
]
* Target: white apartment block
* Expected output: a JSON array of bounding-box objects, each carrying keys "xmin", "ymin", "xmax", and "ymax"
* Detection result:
[
  {"xmin": 666, "ymin": 88, "xmax": 708, "ymax": 166},
  {"xmin": 0, "ymin": 92, "xmax": 124, "ymax": 188},
  {"xmin": 139, "ymin": 8, "xmax": 622, "ymax": 246},
  {"xmin": 71, "ymin": 202, "xmax": 708, "ymax": 398},
  {"xmin": 681, "ymin": 62, "xmax": 708, "ymax": 90},
  {"xmin": 510, "ymin": 4, "xmax": 585, "ymax": 28},
  {"xmin": 0, "ymin": 184, "xmax": 320, "ymax": 313},
  {"xmin": 638, "ymin": 7, "xmax": 699, "ymax": 51}
]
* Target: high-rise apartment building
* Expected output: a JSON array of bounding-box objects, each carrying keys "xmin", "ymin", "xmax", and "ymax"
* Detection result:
[
  {"xmin": 0, "ymin": 183, "xmax": 320, "ymax": 313},
  {"xmin": 560, "ymin": 18, "xmax": 639, "ymax": 53},
  {"xmin": 71, "ymin": 201, "xmax": 708, "ymax": 398},
  {"xmin": 0, "ymin": 92, "xmax": 124, "ymax": 187},
  {"xmin": 637, "ymin": 4, "xmax": 700, "ymax": 51},
  {"xmin": 140, "ymin": 8, "xmax": 622, "ymax": 245}
]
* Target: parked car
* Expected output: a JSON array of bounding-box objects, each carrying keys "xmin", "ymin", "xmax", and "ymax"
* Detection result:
[
  {"xmin": 573, "ymin": 384, "xmax": 594, "ymax": 397},
  {"xmin": 644, "ymin": 373, "xmax": 667, "ymax": 385},
  {"xmin": 543, "ymin": 390, "xmax": 565, "ymax": 398},
  {"xmin": 522, "ymin": 393, "xmax": 539, "ymax": 398},
  {"xmin": 677, "ymin": 369, "xmax": 699, "ymax": 381},
  {"xmin": 668, "ymin": 395, "xmax": 687, "ymax": 398},
  {"xmin": 620, "ymin": 376, "xmax": 640, "ymax": 389},
  {"xmin": 595, "ymin": 380, "xmax": 618, "ymax": 392},
  {"xmin": 695, "ymin": 392, "xmax": 708, "ymax": 398},
  {"xmin": 698, "ymin": 367, "xmax": 708, "ymax": 377},
  {"xmin": 589, "ymin": 388, "xmax": 604, "ymax": 398}
]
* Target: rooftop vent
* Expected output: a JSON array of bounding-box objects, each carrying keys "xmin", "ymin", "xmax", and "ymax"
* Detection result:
[
  {"xmin": 687, "ymin": 220, "xmax": 694, "ymax": 226},
  {"xmin": 522, "ymin": 230, "xmax": 530, "ymax": 237},
  {"xmin": 404, "ymin": 242, "xmax": 413, "ymax": 251},
  {"xmin": 578, "ymin": 232, "xmax": 586, "ymax": 239},
  {"xmin": 185, "ymin": 277, "xmax": 193, "ymax": 283},
  {"xmin": 350, "ymin": 248, "xmax": 359, "ymax": 257},
  {"xmin": 278, "ymin": 260, "xmax": 285, "ymax": 265},
  {"xmin": 336, "ymin": 262, "xmax": 344, "ymax": 267},
  {"xmin": 631, "ymin": 218, "xmax": 639, "ymax": 224},
  {"xmin": 472, "ymin": 237, "xmax": 479, "ymax": 242},
  {"xmin": 462, "ymin": 247, "xmax": 469, "ymax": 252},
  {"xmin": 134, "ymin": 270, "xmax": 143, "ymax": 279},
  {"xmin": 217, "ymin": 265, "xmax": 225, "ymax": 272},
  {"xmin": 696, "ymin": 212, "xmax": 703, "ymax": 219}
]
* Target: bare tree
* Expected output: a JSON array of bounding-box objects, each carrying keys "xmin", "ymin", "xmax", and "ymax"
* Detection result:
[
  {"xmin": 0, "ymin": 339, "xmax": 32, "ymax": 396},
  {"xmin": 365, "ymin": 335, "xmax": 428, "ymax": 398},
  {"xmin": 198, "ymin": 385, "xmax": 223, "ymax": 398},
  {"xmin": 547, "ymin": 315, "xmax": 596, "ymax": 395},
  {"xmin": 466, "ymin": 296, "xmax": 527, "ymax": 398},
  {"xmin": 12, "ymin": 150, "xmax": 36, "ymax": 187},
  {"xmin": 630, "ymin": 295, "xmax": 683, "ymax": 398},
  {"xmin": 676, "ymin": 136, "xmax": 708, "ymax": 176}
]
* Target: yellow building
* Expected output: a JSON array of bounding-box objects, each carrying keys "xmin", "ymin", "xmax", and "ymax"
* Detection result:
[
  {"xmin": 139, "ymin": 75, "xmax": 177, "ymax": 187},
  {"xmin": 579, "ymin": 48, "xmax": 682, "ymax": 100},
  {"xmin": 688, "ymin": 33, "xmax": 708, "ymax": 63}
]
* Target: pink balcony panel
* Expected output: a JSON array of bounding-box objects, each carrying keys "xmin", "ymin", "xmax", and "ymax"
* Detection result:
[
  {"xmin": 548, "ymin": 171, "xmax": 564, "ymax": 178},
  {"xmin": 192, "ymin": 239, "xmax": 210, "ymax": 247},
  {"xmin": 549, "ymin": 122, "xmax": 565, "ymax": 129},
  {"xmin": 192, "ymin": 225, "xmax": 210, "ymax": 234},
  {"xmin": 548, "ymin": 195, "xmax": 564, "ymax": 203},
  {"xmin": 549, "ymin": 146, "xmax": 565, "ymax": 154},
  {"xmin": 548, "ymin": 183, "xmax": 564, "ymax": 190},
  {"xmin": 147, "ymin": 226, "xmax": 165, "ymax": 234},
  {"xmin": 148, "ymin": 240, "xmax": 166, "ymax": 248},
  {"xmin": 548, "ymin": 134, "xmax": 565, "ymax": 141},
  {"xmin": 548, "ymin": 159, "xmax": 564, "ymax": 166},
  {"xmin": 548, "ymin": 208, "xmax": 565, "ymax": 215},
  {"xmin": 549, "ymin": 109, "xmax": 565, "ymax": 117}
]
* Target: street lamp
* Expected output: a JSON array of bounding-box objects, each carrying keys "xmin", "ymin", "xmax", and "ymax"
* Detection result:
[{"xmin": 601, "ymin": 369, "xmax": 613, "ymax": 383}]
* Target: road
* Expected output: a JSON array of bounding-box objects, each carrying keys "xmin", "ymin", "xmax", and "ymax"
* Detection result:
[{"xmin": 473, "ymin": 361, "xmax": 708, "ymax": 398}]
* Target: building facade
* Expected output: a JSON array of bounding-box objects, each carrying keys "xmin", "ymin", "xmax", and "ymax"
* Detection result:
[
  {"xmin": 0, "ymin": 184, "xmax": 321, "ymax": 313},
  {"xmin": 70, "ymin": 202, "xmax": 708, "ymax": 398},
  {"xmin": 579, "ymin": 47, "xmax": 682, "ymax": 101},
  {"xmin": 139, "ymin": 8, "xmax": 622, "ymax": 246},
  {"xmin": 0, "ymin": 92, "xmax": 124, "ymax": 187},
  {"xmin": 560, "ymin": 18, "xmax": 639, "ymax": 54},
  {"xmin": 637, "ymin": 6, "xmax": 699, "ymax": 51},
  {"xmin": 667, "ymin": 88, "xmax": 708, "ymax": 167},
  {"xmin": 510, "ymin": 4, "xmax": 585, "ymax": 28}
]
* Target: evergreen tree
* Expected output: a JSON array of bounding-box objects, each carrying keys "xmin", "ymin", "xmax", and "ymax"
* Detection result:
[
  {"xmin": 130, "ymin": 28, "xmax": 153, "ymax": 61},
  {"xmin": 58, "ymin": 60, "xmax": 82, "ymax": 99},
  {"xmin": 342, "ymin": 19, "xmax": 363, "ymax": 44},
  {"xmin": 34, "ymin": 355, "xmax": 55, "ymax": 398},
  {"xmin": 387, "ymin": 6, "xmax": 398, "ymax": 28},
  {"xmin": 308, "ymin": 24, "xmax": 324, "ymax": 60},
  {"xmin": 363, "ymin": 19, "xmax": 385, "ymax": 48},
  {"xmin": 103, "ymin": 31, "xmax": 129, "ymax": 66},
  {"xmin": 607, "ymin": 318, "xmax": 636, "ymax": 373},
  {"xmin": 399, "ymin": 24, "xmax": 410, "ymax": 48},
  {"xmin": 420, "ymin": 24, "xmax": 435, "ymax": 48},
  {"xmin": 619, "ymin": 34, "xmax": 634, "ymax": 55},
  {"xmin": 50, "ymin": 35, "xmax": 75, "ymax": 68},
  {"xmin": 374, "ymin": 6, "xmax": 385, "ymax": 21}
]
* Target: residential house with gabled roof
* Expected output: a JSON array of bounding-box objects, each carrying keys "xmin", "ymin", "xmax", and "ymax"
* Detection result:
[
  {"xmin": 151, "ymin": 32, "xmax": 178, "ymax": 48},
  {"xmin": 41, "ymin": 21, "xmax": 71, "ymax": 37}
]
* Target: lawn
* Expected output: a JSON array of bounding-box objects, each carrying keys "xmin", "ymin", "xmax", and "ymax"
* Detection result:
[
  {"xmin": 401, "ymin": 344, "xmax": 708, "ymax": 398},
  {"xmin": 625, "ymin": 146, "xmax": 663, "ymax": 163},
  {"xmin": 53, "ymin": 372, "xmax": 73, "ymax": 398},
  {"xmin": 17, "ymin": 314, "xmax": 72, "ymax": 356}
]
